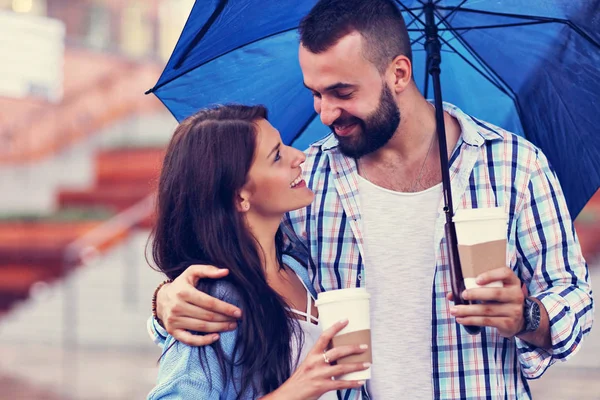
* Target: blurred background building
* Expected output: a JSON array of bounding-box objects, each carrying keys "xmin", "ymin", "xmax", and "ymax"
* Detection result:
[
  {"xmin": 0, "ymin": 1, "xmax": 189, "ymax": 398},
  {"xmin": 0, "ymin": 1, "xmax": 598, "ymax": 399}
]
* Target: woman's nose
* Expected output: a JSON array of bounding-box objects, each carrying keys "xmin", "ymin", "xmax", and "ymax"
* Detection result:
[{"xmin": 290, "ymin": 147, "xmax": 306, "ymax": 168}]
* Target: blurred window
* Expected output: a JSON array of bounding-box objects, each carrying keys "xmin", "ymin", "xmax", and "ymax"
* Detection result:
[
  {"xmin": 85, "ymin": 2, "xmax": 111, "ymax": 50},
  {"xmin": 158, "ymin": 0, "xmax": 194, "ymax": 61},
  {"xmin": 5, "ymin": 0, "xmax": 46, "ymax": 15},
  {"xmin": 121, "ymin": 1, "xmax": 152, "ymax": 58}
]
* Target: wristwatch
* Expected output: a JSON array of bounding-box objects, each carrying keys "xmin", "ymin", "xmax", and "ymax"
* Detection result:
[{"xmin": 517, "ymin": 297, "xmax": 541, "ymax": 335}]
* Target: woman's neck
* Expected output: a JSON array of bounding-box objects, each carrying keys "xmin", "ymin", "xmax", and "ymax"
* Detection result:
[{"xmin": 245, "ymin": 212, "xmax": 283, "ymax": 277}]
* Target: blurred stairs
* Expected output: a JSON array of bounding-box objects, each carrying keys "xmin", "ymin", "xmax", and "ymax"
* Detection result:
[{"xmin": 0, "ymin": 147, "xmax": 164, "ymax": 318}]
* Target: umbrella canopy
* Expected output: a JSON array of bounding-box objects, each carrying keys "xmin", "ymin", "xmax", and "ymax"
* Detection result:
[{"xmin": 147, "ymin": 0, "xmax": 600, "ymax": 218}]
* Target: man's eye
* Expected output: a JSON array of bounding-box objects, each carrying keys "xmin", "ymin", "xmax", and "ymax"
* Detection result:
[
  {"xmin": 337, "ymin": 92, "xmax": 353, "ymax": 99},
  {"xmin": 312, "ymin": 91, "xmax": 322, "ymax": 99}
]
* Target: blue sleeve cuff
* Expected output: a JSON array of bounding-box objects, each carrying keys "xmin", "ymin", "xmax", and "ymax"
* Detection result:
[{"xmin": 147, "ymin": 315, "xmax": 169, "ymax": 348}]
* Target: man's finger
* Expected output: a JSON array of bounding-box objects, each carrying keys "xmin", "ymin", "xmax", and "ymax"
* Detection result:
[
  {"xmin": 184, "ymin": 289, "xmax": 242, "ymax": 319},
  {"xmin": 455, "ymin": 316, "xmax": 512, "ymax": 329},
  {"xmin": 183, "ymin": 265, "xmax": 230, "ymax": 284},
  {"xmin": 475, "ymin": 266, "xmax": 519, "ymax": 286},
  {"xmin": 446, "ymin": 292, "xmax": 454, "ymax": 302},
  {"xmin": 462, "ymin": 286, "xmax": 523, "ymax": 303},
  {"xmin": 172, "ymin": 316, "xmax": 237, "ymax": 333},
  {"xmin": 173, "ymin": 301, "xmax": 237, "ymax": 323},
  {"xmin": 450, "ymin": 303, "xmax": 518, "ymax": 318},
  {"xmin": 171, "ymin": 329, "xmax": 220, "ymax": 347},
  {"xmin": 456, "ymin": 317, "xmax": 512, "ymax": 330}
]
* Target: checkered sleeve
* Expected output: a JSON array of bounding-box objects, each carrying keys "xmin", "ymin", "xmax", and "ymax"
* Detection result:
[{"xmin": 514, "ymin": 148, "xmax": 594, "ymax": 379}]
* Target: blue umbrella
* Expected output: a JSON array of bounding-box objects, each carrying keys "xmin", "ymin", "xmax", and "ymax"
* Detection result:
[
  {"xmin": 147, "ymin": 0, "xmax": 600, "ymax": 335},
  {"xmin": 146, "ymin": 0, "xmax": 600, "ymax": 219}
]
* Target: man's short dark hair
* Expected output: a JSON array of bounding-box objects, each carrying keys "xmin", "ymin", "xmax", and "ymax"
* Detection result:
[{"xmin": 299, "ymin": 0, "xmax": 412, "ymax": 74}]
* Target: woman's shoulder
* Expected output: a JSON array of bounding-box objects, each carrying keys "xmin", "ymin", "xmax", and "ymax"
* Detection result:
[
  {"xmin": 150, "ymin": 336, "xmax": 224, "ymax": 399},
  {"xmin": 202, "ymin": 278, "xmax": 243, "ymax": 306},
  {"xmin": 150, "ymin": 281, "xmax": 242, "ymax": 399},
  {"xmin": 282, "ymin": 254, "xmax": 316, "ymax": 298}
]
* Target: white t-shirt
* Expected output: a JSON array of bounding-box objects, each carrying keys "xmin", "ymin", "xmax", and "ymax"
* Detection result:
[{"xmin": 358, "ymin": 175, "xmax": 441, "ymax": 399}]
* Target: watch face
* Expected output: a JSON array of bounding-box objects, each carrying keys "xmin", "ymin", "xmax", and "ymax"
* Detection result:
[{"xmin": 526, "ymin": 299, "xmax": 541, "ymax": 332}]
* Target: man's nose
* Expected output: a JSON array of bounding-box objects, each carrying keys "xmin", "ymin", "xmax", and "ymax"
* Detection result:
[{"xmin": 319, "ymin": 98, "xmax": 341, "ymax": 127}]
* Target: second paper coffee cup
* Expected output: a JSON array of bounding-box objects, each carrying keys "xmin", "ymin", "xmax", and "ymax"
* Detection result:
[
  {"xmin": 315, "ymin": 288, "xmax": 372, "ymax": 380},
  {"xmin": 453, "ymin": 207, "xmax": 508, "ymax": 289}
]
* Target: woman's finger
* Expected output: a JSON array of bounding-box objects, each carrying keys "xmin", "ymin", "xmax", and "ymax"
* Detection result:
[
  {"xmin": 326, "ymin": 362, "xmax": 371, "ymax": 379},
  {"xmin": 328, "ymin": 379, "xmax": 366, "ymax": 392},
  {"xmin": 324, "ymin": 344, "xmax": 368, "ymax": 363},
  {"xmin": 312, "ymin": 319, "xmax": 349, "ymax": 352}
]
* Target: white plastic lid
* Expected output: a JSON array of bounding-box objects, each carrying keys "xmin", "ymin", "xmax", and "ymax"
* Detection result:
[
  {"xmin": 315, "ymin": 288, "xmax": 370, "ymax": 306},
  {"xmin": 453, "ymin": 207, "xmax": 507, "ymax": 223}
]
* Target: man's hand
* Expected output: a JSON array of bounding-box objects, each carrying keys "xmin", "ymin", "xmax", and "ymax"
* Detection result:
[
  {"xmin": 156, "ymin": 265, "xmax": 243, "ymax": 346},
  {"xmin": 448, "ymin": 267, "xmax": 526, "ymax": 338}
]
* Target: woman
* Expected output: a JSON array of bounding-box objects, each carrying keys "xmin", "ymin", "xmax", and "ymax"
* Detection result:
[{"xmin": 147, "ymin": 105, "xmax": 369, "ymax": 399}]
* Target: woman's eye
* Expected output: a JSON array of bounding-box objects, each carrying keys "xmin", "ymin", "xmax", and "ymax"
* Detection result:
[{"xmin": 274, "ymin": 150, "xmax": 281, "ymax": 162}]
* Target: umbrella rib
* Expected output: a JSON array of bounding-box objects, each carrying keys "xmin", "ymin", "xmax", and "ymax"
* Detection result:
[
  {"xmin": 437, "ymin": 6, "xmax": 560, "ymax": 22},
  {"xmin": 394, "ymin": 0, "xmax": 427, "ymax": 27},
  {"xmin": 411, "ymin": 33, "xmax": 427, "ymax": 45},
  {"xmin": 173, "ymin": 0, "xmax": 230, "ymax": 69},
  {"xmin": 437, "ymin": 35, "xmax": 510, "ymax": 98},
  {"xmin": 436, "ymin": 11, "xmax": 529, "ymax": 139},
  {"xmin": 289, "ymin": 112, "xmax": 319, "ymax": 147},
  {"xmin": 564, "ymin": 20, "xmax": 600, "ymax": 50},
  {"xmin": 435, "ymin": 0, "xmax": 468, "ymax": 28},
  {"xmin": 406, "ymin": 9, "xmax": 426, "ymax": 30},
  {"xmin": 147, "ymin": 26, "xmax": 299, "ymax": 94},
  {"xmin": 434, "ymin": 10, "xmax": 507, "ymax": 91},
  {"xmin": 439, "ymin": 2, "xmax": 600, "ymax": 47},
  {"xmin": 437, "ymin": 20, "xmax": 552, "ymax": 31}
]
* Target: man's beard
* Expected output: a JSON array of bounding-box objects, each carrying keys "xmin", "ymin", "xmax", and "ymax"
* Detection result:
[{"xmin": 331, "ymin": 84, "xmax": 401, "ymax": 159}]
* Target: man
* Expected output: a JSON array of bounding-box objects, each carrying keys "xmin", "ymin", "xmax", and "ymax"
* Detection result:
[{"xmin": 149, "ymin": 0, "xmax": 593, "ymax": 398}]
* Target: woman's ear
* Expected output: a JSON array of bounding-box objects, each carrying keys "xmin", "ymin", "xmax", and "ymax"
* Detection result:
[{"xmin": 236, "ymin": 190, "xmax": 251, "ymax": 213}]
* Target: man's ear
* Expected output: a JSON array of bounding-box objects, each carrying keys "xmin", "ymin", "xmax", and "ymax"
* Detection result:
[{"xmin": 388, "ymin": 54, "xmax": 412, "ymax": 94}]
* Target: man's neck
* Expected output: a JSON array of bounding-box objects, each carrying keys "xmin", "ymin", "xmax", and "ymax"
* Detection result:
[
  {"xmin": 366, "ymin": 97, "xmax": 438, "ymax": 164},
  {"xmin": 358, "ymin": 96, "xmax": 461, "ymax": 192}
]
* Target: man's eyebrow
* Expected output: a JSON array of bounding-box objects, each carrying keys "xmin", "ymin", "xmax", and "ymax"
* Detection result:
[
  {"xmin": 267, "ymin": 142, "xmax": 281, "ymax": 158},
  {"xmin": 303, "ymin": 82, "xmax": 356, "ymax": 92}
]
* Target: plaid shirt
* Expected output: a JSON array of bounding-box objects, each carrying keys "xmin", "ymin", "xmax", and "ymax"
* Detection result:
[{"xmin": 281, "ymin": 103, "xmax": 594, "ymax": 400}]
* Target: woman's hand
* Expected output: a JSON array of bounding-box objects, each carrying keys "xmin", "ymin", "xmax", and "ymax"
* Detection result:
[{"xmin": 263, "ymin": 319, "xmax": 370, "ymax": 400}]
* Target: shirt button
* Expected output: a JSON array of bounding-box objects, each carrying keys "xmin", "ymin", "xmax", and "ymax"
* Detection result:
[{"xmin": 357, "ymin": 274, "xmax": 363, "ymax": 281}]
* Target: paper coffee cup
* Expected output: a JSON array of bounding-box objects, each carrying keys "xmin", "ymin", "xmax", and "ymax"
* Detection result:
[
  {"xmin": 315, "ymin": 288, "xmax": 372, "ymax": 380},
  {"xmin": 453, "ymin": 207, "xmax": 508, "ymax": 290}
]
